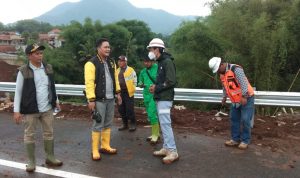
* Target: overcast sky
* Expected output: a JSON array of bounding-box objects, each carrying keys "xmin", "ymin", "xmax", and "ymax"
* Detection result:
[{"xmin": 0, "ymin": 0, "xmax": 213, "ymax": 25}]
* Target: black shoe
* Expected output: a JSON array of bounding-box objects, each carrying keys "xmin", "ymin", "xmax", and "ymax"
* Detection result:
[
  {"xmin": 146, "ymin": 136, "xmax": 152, "ymax": 142},
  {"xmin": 118, "ymin": 125, "xmax": 128, "ymax": 131},
  {"xmin": 129, "ymin": 127, "xmax": 136, "ymax": 132},
  {"xmin": 129, "ymin": 123, "xmax": 136, "ymax": 132}
]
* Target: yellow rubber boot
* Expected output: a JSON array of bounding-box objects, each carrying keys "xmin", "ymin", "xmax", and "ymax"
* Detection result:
[
  {"xmin": 150, "ymin": 123, "xmax": 160, "ymax": 144},
  {"xmin": 154, "ymin": 123, "xmax": 160, "ymax": 137},
  {"xmin": 91, "ymin": 131, "xmax": 101, "ymax": 160},
  {"xmin": 100, "ymin": 128, "xmax": 117, "ymax": 154}
]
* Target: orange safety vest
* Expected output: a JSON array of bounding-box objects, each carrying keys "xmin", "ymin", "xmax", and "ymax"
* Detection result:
[{"xmin": 220, "ymin": 65, "xmax": 254, "ymax": 103}]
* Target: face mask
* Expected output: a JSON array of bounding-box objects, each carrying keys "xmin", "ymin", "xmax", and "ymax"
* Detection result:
[{"xmin": 148, "ymin": 51, "xmax": 156, "ymax": 60}]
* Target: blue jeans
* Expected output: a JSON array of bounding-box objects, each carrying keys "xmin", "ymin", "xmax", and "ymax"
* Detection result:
[
  {"xmin": 157, "ymin": 101, "xmax": 177, "ymax": 152},
  {"xmin": 230, "ymin": 96, "xmax": 254, "ymax": 144}
]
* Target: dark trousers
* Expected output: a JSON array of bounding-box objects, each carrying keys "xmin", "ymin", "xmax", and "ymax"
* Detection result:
[{"xmin": 118, "ymin": 90, "xmax": 136, "ymax": 125}]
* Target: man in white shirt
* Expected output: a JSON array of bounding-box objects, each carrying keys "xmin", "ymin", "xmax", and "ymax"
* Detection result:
[{"xmin": 13, "ymin": 43, "xmax": 62, "ymax": 172}]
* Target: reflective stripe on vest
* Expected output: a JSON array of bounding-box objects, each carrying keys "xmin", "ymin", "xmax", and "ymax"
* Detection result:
[{"xmin": 117, "ymin": 66, "xmax": 136, "ymax": 97}]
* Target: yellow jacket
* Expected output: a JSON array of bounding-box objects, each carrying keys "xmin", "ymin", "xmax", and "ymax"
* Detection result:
[
  {"xmin": 84, "ymin": 56, "xmax": 120, "ymax": 101},
  {"xmin": 116, "ymin": 66, "xmax": 137, "ymax": 97}
]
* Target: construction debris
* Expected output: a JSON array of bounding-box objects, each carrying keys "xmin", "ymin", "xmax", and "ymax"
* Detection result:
[{"xmin": 174, "ymin": 105, "xmax": 186, "ymax": 110}]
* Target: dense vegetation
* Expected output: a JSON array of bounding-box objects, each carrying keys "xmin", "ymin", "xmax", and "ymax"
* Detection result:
[
  {"xmin": 170, "ymin": 0, "xmax": 300, "ymax": 92},
  {"xmin": 1, "ymin": 0, "xmax": 299, "ymax": 93}
]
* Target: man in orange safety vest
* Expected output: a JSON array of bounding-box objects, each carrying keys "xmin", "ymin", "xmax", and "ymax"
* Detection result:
[{"xmin": 209, "ymin": 57, "xmax": 255, "ymax": 150}]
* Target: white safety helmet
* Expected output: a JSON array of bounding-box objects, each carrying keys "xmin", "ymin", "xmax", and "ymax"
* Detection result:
[
  {"xmin": 208, "ymin": 57, "xmax": 221, "ymax": 73},
  {"xmin": 147, "ymin": 38, "xmax": 165, "ymax": 49}
]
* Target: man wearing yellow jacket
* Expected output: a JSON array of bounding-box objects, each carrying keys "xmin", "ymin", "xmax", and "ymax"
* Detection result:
[
  {"xmin": 116, "ymin": 55, "xmax": 137, "ymax": 132},
  {"xmin": 84, "ymin": 38, "xmax": 121, "ymax": 161}
]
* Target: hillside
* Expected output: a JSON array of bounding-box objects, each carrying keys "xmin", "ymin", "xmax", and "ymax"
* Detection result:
[
  {"xmin": 35, "ymin": 0, "xmax": 196, "ymax": 34},
  {"xmin": 0, "ymin": 61, "xmax": 18, "ymax": 82}
]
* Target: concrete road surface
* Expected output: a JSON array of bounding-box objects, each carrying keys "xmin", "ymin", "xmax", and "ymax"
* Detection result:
[{"xmin": 0, "ymin": 112, "xmax": 299, "ymax": 178}]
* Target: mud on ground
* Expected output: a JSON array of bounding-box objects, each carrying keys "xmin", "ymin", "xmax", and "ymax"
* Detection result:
[{"xmin": 13, "ymin": 103, "xmax": 298, "ymax": 157}]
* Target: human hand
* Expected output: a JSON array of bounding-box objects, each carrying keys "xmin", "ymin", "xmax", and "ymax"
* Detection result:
[
  {"xmin": 13, "ymin": 112, "xmax": 22, "ymax": 124},
  {"xmin": 117, "ymin": 93, "xmax": 122, "ymax": 105},
  {"xmin": 241, "ymin": 96, "xmax": 247, "ymax": 106},
  {"xmin": 56, "ymin": 103, "xmax": 61, "ymax": 111},
  {"xmin": 149, "ymin": 85, "xmax": 155, "ymax": 94},
  {"xmin": 88, "ymin": 101, "xmax": 95, "ymax": 111}
]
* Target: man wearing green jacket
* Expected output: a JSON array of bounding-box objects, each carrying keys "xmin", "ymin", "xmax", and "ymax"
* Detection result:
[{"xmin": 138, "ymin": 56, "xmax": 160, "ymax": 144}]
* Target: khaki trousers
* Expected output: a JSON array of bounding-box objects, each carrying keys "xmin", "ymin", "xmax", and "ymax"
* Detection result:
[{"xmin": 23, "ymin": 109, "xmax": 54, "ymax": 143}]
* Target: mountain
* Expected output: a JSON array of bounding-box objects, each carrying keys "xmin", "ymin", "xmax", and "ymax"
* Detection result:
[{"xmin": 35, "ymin": 0, "xmax": 196, "ymax": 34}]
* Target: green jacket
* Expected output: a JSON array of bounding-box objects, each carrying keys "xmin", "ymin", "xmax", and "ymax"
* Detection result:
[
  {"xmin": 138, "ymin": 63, "xmax": 158, "ymax": 101},
  {"xmin": 154, "ymin": 52, "xmax": 176, "ymax": 101}
]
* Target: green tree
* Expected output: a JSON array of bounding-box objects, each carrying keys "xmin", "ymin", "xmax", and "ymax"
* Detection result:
[
  {"xmin": 44, "ymin": 47, "xmax": 82, "ymax": 84},
  {"xmin": 44, "ymin": 19, "xmax": 158, "ymax": 85},
  {"xmin": 14, "ymin": 19, "xmax": 52, "ymax": 33},
  {"xmin": 0, "ymin": 22, "xmax": 5, "ymax": 31},
  {"xmin": 284, "ymin": 0, "xmax": 300, "ymax": 92},
  {"xmin": 206, "ymin": 0, "xmax": 298, "ymax": 91},
  {"xmin": 117, "ymin": 20, "xmax": 155, "ymax": 57},
  {"xmin": 101, "ymin": 24, "xmax": 131, "ymax": 58},
  {"xmin": 170, "ymin": 20, "xmax": 223, "ymax": 88}
]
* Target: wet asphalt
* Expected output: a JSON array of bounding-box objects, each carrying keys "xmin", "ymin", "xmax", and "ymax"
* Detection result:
[{"xmin": 0, "ymin": 112, "xmax": 299, "ymax": 178}]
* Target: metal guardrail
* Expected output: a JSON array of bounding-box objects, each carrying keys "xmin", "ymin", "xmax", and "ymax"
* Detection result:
[{"xmin": 1, "ymin": 82, "xmax": 300, "ymax": 107}]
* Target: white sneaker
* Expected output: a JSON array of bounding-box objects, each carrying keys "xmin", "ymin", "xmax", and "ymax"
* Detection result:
[
  {"xmin": 162, "ymin": 151, "xmax": 179, "ymax": 164},
  {"xmin": 224, "ymin": 139, "xmax": 239, "ymax": 147},
  {"xmin": 238, "ymin": 142, "xmax": 248, "ymax": 150},
  {"xmin": 153, "ymin": 148, "xmax": 169, "ymax": 157}
]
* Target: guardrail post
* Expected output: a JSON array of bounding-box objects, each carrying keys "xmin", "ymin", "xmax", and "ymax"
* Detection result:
[{"xmin": 251, "ymin": 87, "xmax": 256, "ymax": 128}]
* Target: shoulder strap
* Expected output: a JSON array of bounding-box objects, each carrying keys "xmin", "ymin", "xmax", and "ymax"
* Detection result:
[
  {"xmin": 146, "ymin": 69, "xmax": 155, "ymax": 84},
  {"xmin": 228, "ymin": 64, "xmax": 240, "ymax": 87},
  {"xmin": 229, "ymin": 64, "xmax": 236, "ymax": 72},
  {"xmin": 230, "ymin": 64, "xmax": 242, "ymax": 73}
]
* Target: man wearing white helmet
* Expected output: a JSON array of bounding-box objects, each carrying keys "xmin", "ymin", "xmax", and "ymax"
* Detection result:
[
  {"xmin": 147, "ymin": 38, "xmax": 179, "ymax": 164},
  {"xmin": 208, "ymin": 57, "xmax": 255, "ymax": 150}
]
